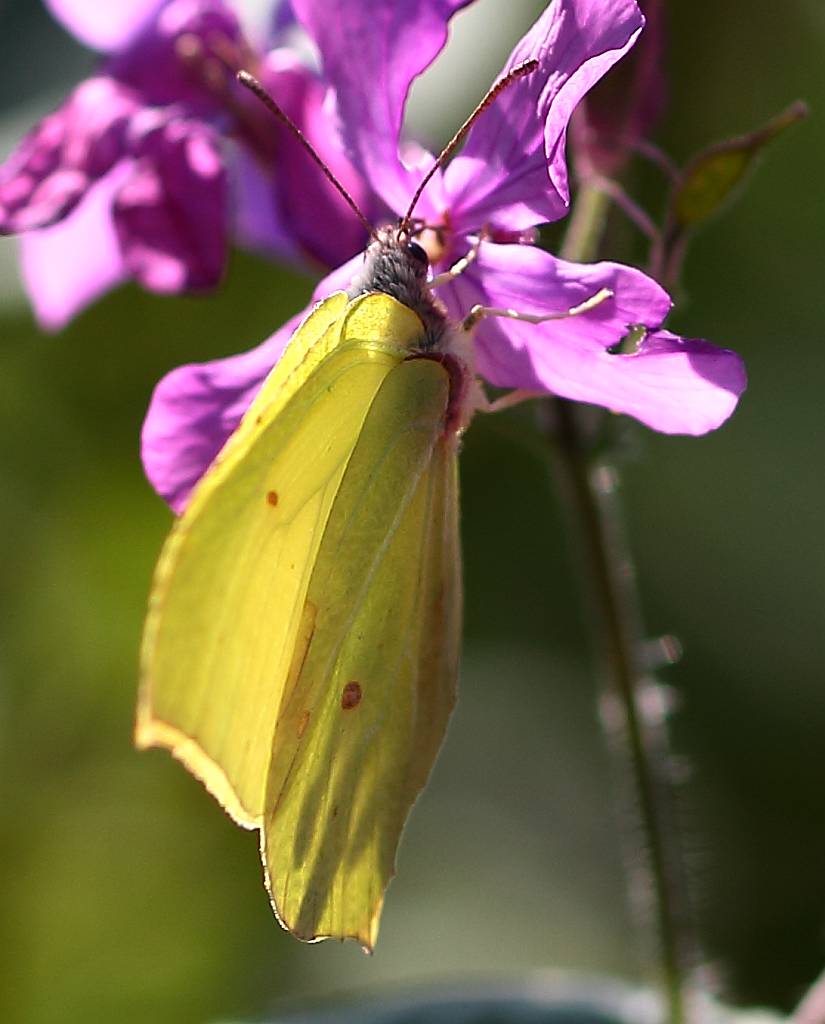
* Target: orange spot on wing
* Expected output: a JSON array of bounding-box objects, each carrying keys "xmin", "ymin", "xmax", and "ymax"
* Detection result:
[
  {"xmin": 266, "ymin": 490, "xmax": 279, "ymax": 506},
  {"xmin": 341, "ymin": 682, "xmax": 362, "ymax": 710}
]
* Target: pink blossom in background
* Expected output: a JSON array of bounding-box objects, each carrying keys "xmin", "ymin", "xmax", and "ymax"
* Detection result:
[{"xmin": 0, "ymin": 0, "xmax": 373, "ymax": 328}]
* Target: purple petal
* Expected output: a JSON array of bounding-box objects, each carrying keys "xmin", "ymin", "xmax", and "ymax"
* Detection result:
[
  {"xmin": 231, "ymin": 145, "xmax": 301, "ymax": 263},
  {"xmin": 141, "ymin": 258, "xmax": 364, "ymax": 510},
  {"xmin": 291, "ymin": 0, "xmax": 472, "ymax": 214},
  {"xmin": 310, "ymin": 250, "xmax": 365, "ymax": 297},
  {"xmin": 114, "ymin": 113, "xmax": 227, "ymax": 292},
  {"xmin": 255, "ymin": 49, "xmax": 373, "ymax": 267},
  {"xmin": 271, "ymin": 0, "xmax": 297, "ymax": 36},
  {"xmin": 444, "ymin": 0, "xmax": 643, "ymax": 232},
  {"xmin": 439, "ymin": 240, "xmax": 672, "ymax": 377},
  {"xmin": 142, "ymin": 312, "xmax": 302, "ymax": 512},
  {"xmin": 19, "ymin": 163, "xmax": 131, "ymax": 331},
  {"xmin": 602, "ymin": 329, "xmax": 747, "ymax": 434},
  {"xmin": 45, "ymin": 0, "xmax": 166, "ymax": 52},
  {"xmin": 436, "ymin": 242, "xmax": 744, "ymax": 433},
  {"xmin": 0, "ymin": 77, "xmax": 138, "ymax": 234},
  {"xmin": 571, "ymin": 0, "xmax": 666, "ymax": 177},
  {"xmin": 108, "ymin": 0, "xmax": 243, "ymax": 110}
]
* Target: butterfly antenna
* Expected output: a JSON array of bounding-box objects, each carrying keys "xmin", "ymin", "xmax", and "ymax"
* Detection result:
[
  {"xmin": 237, "ymin": 70, "xmax": 374, "ymax": 237},
  {"xmin": 401, "ymin": 58, "xmax": 539, "ymax": 230}
]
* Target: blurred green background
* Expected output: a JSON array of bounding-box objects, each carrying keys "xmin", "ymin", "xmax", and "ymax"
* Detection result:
[{"xmin": 0, "ymin": 1, "xmax": 822, "ymax": 1022}]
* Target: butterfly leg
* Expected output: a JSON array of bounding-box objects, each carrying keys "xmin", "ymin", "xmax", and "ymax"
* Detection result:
[
  {"xmin": 461, "ymin": 286, "xmax": 614, "ymax": 332},
  {"xmin": 479, "ymin": 388, "xmax": 544, "ymax": 415},
  {"xmin": 430, "ymin": 232, "xmax": 487, "ymax": 288}
]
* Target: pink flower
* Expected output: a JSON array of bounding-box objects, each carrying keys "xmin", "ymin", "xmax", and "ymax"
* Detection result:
[
  {"xmin": 142, "ymin": 0, "xmax": 746, "ymax": 513},
  {"xmin": 0, "ymin": 0, "xmax": 373, "ymax": 329}
]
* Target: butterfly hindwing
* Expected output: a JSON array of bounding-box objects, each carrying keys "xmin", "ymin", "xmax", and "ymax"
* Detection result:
[{"xmin": 262, "ymin": 354, "xmax": 460, "ymax": 949}]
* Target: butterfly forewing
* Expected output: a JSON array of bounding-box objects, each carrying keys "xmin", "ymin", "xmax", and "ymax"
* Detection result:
[{"xmin": 137, "ymin": 294, "xmax": 425, "ymax": 825}]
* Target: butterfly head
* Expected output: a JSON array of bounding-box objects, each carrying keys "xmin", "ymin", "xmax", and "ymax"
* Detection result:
[
  {"xmin": 346, "ymin": 225, "xmax": 448, "ymax": 350},
  {"xmin": 236, "ymin": 61, "xmax": 538, "ymax": 353}
]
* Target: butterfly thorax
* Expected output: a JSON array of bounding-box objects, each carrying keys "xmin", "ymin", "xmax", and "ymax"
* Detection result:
[
  {"xmin": 347, "ymin": 226, "xmax": 449, "ymax": 352},
  {"xmin": 347, "ymin": 225, "xmax": 479, "ymax": 436}
]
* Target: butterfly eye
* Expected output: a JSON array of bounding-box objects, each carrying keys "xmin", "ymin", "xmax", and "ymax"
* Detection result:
[{"xmin": 405, "ymin": 240, "xmax": 429, "ymax": 266}]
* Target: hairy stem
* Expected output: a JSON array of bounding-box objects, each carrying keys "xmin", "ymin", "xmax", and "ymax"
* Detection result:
[{"xmin": 544, "ymin": 179, "xmax": 693, "ymax": 1023}]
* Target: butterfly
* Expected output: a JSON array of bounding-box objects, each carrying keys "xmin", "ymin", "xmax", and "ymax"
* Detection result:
[{"xmin": 136, "ymin": 59, "xmax": 607, "ymax": 950}]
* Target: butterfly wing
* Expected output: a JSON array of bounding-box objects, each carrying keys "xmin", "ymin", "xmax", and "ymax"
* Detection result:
[
  {"xmin": 261, "ymin": 352, "xmax": 461, "ymax": 950},
  {"xmin": 137, "ymin": 292, "xmax": 430, "ymax": 826}
]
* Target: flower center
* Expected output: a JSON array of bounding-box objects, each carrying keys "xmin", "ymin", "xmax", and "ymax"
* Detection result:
[
  {"xmin": 416, "ymin": 226, "xmax": 447, "ymax": 264},
  {"xmin": 412, "ymin": 212, "xmax": 455, "ymax": 269}
]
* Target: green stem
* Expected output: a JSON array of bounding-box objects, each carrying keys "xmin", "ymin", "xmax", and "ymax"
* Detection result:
[
  {"xmin": 546, "ymin": 180, "xmax": 693, "ymax": 1023},
  {"xmin": 559, "ymin": 180, "xmax": 612, "ymax": 263}
]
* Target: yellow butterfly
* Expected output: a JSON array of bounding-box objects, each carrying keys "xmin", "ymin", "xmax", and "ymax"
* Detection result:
[
  {"xmin": 136, "ymin": 62, "xmax": 606, "ymax": 950},
  {"xmin": 137, "ymin": 222, "xmax": 465, "ymax": 950}
]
